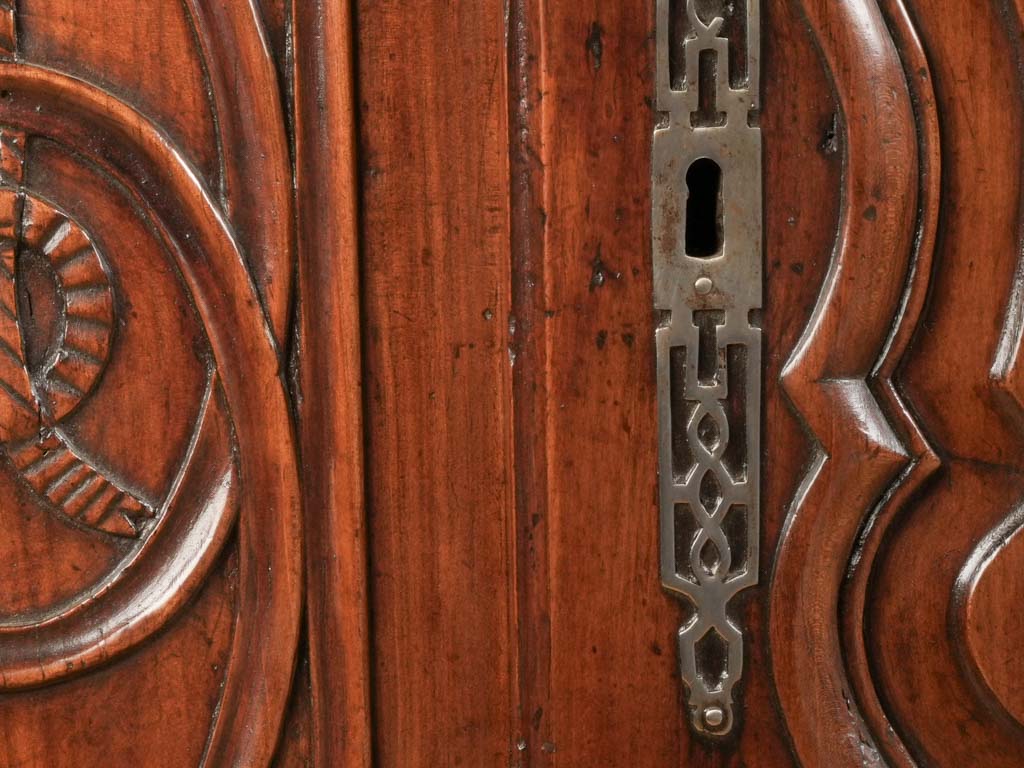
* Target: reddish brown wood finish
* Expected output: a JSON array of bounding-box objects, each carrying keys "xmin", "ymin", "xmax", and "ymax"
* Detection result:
[
  {"xmin": 770, "ymin": 0, "xmax": 919, "ymax": 762},
  {"xmin": 509, "ymin": 0, "xmax": 680, "ymax": 761},
  {"xmin": 356, "ymin": 2, "xmax": 520, "ymax": 766},
  {"xmin": 0, "ymin": 3, "xmax": 305, "ymax": 766},
  {"xmin": 293, "ymin": 2, "xmax": 373, "ymax": 767},
  {"xmin": 4, "ymin": 1, "xmax": 1024, "ymax": 766}
]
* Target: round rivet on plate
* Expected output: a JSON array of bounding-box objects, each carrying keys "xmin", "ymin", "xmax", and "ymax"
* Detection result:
[
  {"xmin": 704, "ymin": 705, "xmax": 725, "ymax": 729},
  {"xmin": 695, "ymin": 276, "xmax": 714, "ymax": 295}
]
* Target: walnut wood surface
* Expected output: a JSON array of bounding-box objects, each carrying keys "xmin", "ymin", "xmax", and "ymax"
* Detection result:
[
  {"xmin": 293, "ymin": 2, "xmax": 372, "ymax": 767},
  {"xmin": 2, "ymin": 0, "xmax": 1024, "ymax": 766},
  {"xmin": 356, "ymin": 2, "xmax": 519, "ymax": 766}
]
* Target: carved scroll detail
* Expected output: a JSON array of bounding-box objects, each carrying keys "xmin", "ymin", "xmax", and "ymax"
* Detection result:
[{"xmin": 652, "ymin": 0, "xmax": 761, "ymax": 736}]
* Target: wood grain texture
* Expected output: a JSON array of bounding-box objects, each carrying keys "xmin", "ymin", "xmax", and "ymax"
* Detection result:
[
  {"xmin": 293, "ymin": 1, "xmax": 373, "ymax": 766},
  {"xmin": 356, "ymin": 1, "xmax": 520, "ymax": 765},
  {"xmin": 509, "ymin": 0, "xmax": 681, "ymax": 763},
  {"xmin": 183, "ymin": 0, "xmax": 294, "ymax": 345},
  {"xmin": 868, "ymin": 0, "xmax": 1024, "ymax": 763},
  {"xmin": 839, "ymin": 0, "xmax": 941, "ymax": 764},
  {"xmin": 770, "ymin": 0, "xmax": 919, "ymax": 764}
]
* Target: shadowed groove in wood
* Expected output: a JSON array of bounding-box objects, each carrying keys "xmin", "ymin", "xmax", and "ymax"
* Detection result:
[
  {"xmin": 993, "ymin": 0, "xmax": 1024, "ymax": 423},
  {"xmin": 507, "ymin": 0, "xmax": 554, "ymax": 764},
  {"xmin": 182, "ymin": 0, "xmax": 294, "ymax": 348},
  {"xmin": 866, "ymin": 0, "xmax": 1024, "ymax": 762},
  {"xmin": 839, "ymin": 0, "xmax": 940, "ymax": 765},
  {"xmin": 769, "ymin": 0, "xmax": 919, "ymax": 763},
  {"xmin": 293, "ymin": 0, "xmax": 374, "ymax": 765}
]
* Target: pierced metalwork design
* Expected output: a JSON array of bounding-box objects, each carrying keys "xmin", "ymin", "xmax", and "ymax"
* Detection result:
[{"xmin": 653, "ymin": 0, "xmax": 762, "ymax": 736}]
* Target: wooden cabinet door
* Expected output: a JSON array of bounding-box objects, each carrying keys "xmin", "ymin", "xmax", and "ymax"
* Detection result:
[{"xmin": 2, "ymin": 0, "xmax": 1023, "ymax": 766}]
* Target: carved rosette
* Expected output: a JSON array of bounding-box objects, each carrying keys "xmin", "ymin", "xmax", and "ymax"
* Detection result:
[
  {"xmin": 0, "ymin": 8, "xmax": 301, "ymax": 768},
  {"xmin": 652, "ymin": 0, "xmax": 762, "ymax": 736},
  {"xmin": 0, "ymin": 129, "xmax": 156, "ymax": 537}
]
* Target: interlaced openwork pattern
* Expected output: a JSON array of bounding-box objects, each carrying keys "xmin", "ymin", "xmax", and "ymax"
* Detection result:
[{"xmin": 652, "ymin": 0, "xmax": 762, "ymax": 736}]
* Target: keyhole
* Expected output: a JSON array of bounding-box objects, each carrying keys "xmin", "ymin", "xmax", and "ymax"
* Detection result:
[{"xmin": 685, "ymin": 158, "xmax": 723, "ymax": 258}]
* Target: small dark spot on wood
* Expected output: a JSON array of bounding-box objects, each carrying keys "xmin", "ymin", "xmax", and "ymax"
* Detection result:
[
  {"xmin": 596, "ymin": 330, "xmax": 607, "ymax": 349},
  {"xmin": 590, "ymin": 247, "xmax": 622, "ymax": 291},
  {"xmin": 863, "ymin": 205, "xmax": 877, "ymax": 221},
  {"xmin": 482, "ymin": 308, "xmax": 494, "ymax": 321},
  {"xmin": 821, "ymin": 113, "xmax": 840, "ymax": 154},
  {"xmin": 790, "ymin": 262, "xmax": 804, "ymax": 275},
  {"xmin": 622, "ymin": 332, "xmax": 635, "ymax": 347},
  {"xmin": 586, "ymin": 21, "xmax": 604, "ymax": 70},
  {"xmin": 651, "ymin": 641, "xmax": 663, "ymax": 656}
]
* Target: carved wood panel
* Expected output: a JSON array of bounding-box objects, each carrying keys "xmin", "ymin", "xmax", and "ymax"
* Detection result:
[
  {"xmin": 0, "ymin": 2, "xmax": 360, "ymax": 766},
  {"xmin": 3, "ymin": 0, "xmax": 1024, "ymax": 766}
]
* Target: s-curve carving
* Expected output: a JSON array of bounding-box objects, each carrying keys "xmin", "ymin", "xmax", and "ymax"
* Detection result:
[
  {"xmin": 838, "ymin": 0, "xmax": 941, "ymax": 765},
  {"xmin": 769, "ymin": 0, "xmax": 922, "ymax": 764}
]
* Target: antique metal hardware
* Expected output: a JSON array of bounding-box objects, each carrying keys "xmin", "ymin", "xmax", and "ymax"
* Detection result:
[{"xmin": 652, "ymin": 0, "xmax": 762, "ymax": 737}]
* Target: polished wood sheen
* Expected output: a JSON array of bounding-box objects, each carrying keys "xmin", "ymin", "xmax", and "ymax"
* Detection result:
[{"xmin": 1, "ymin": 0, "xmax": 1023, "ymax": 766}]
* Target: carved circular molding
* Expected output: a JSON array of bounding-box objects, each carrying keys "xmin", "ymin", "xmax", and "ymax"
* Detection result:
[{"xmin": 0, "ymin": 61, "xmax": 301, "ymax": 705}]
